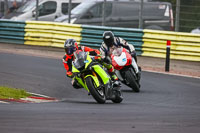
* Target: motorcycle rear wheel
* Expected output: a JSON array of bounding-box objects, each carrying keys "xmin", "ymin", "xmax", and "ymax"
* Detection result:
[
  {"xmin": 125, "ymin": 69, "xmax": 140, "ymax": 92},
  {"xmin": 85, "ymin": 77, "xmax": 106, "ymax": 104}
]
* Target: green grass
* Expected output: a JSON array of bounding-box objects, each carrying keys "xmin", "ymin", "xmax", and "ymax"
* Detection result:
[{"xmin": 0, "ymin": 86, "xmax": 31, "ymax": 99}]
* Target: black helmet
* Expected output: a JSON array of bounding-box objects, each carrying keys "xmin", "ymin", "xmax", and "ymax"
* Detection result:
[
  {"xmin": 103, "ymin": 31, "xmax": 115, "ymax": 47},
  {"xmin": 64, "ymin": 39, "xmax": 77, "ymax": 55}
]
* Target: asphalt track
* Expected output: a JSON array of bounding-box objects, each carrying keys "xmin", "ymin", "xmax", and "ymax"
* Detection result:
[{"xmin": 0, "ymin": 52, "xmax": 200, "ymax": 133}]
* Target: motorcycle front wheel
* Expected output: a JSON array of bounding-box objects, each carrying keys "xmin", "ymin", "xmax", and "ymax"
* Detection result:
[
  {"xmin": 85, "ymin": 77, "xmax": 106, "ymax": 104},
  {"xmin": 125, "ymin": 69, "xmax": 140, "ymax": 92}
]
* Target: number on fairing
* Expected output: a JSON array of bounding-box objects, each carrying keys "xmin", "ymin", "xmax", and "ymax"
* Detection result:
[
  {"xmin": 84, "ymin": 60, "xmax": 89, "ymax": 63},
  {"xmin": 122, "ymin": 58, "xmax": 127, "ymax": 62}
]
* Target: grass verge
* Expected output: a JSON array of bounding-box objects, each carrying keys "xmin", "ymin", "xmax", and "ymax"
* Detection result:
[{"xmin": 0, "ymin": 86, "xmax": 31, "ymax": 99}]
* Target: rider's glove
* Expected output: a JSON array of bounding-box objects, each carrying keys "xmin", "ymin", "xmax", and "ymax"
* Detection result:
[
  {"xmin": 94, "ymin": 49, "xmax": 100, "ymax": 54},
  {"xmin": 130, "ymin": 51, "xmax": 137, "ymax": 62},
  {"xmin": 94, "ymin": 56, "xmax": 101, "ymax": 60},
  {"xmin": 103, "ymin": 57, "xmax": 111, "ymax": 64},
  {"xmin": 89, "ymin": 49, "xmax": 100, "ymax": 56},
  {"xmin": 66, "ymin": 71, "xmax": 73, "ymax": 78},
  {"xmin": 130, "ymin": 51, "xmax": 136, "ymax": 57},
  {"xmin": 89, "ymin": 51, "xmax": 97, "ymax": 56}
]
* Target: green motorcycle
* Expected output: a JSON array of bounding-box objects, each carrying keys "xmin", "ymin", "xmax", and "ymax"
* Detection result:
[{"xmin": 72, "ymin": 50, "xmax": 123, "ymax": 104}]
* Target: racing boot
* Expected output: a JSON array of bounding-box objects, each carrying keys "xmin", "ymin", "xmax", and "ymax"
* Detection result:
[
  {"xmin": 107, "ymin": 65, "xmax": 121, "ymax": 88},
  {"xmin": 71, "ymin": 78, "xmax": 82, "ymax": 89},
  {"xmin": 111, "ymin": 73, "xmax": 121, "ymax": 88}
]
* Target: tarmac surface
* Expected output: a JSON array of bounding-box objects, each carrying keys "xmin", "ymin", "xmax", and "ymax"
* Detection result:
[
  {"xmin": 0, "ymin": 50, "xmax": 200, "ymax": 133},
  {"xmin": 0, "ymin": 43, "xmax": 199, "ymax": 78}
]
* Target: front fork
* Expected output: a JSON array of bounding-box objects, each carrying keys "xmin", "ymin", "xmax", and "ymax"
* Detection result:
[{"xmin": 73, "ymin": 76, "xmax": 87, "ymax": 90}]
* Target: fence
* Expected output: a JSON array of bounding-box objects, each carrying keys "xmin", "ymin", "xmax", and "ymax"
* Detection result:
[
  {"xmin": 81, "ymin": 25, "xmax": 143, "ymax": 55},
  {"xmin": 143, "ymin": 29, "xmax": 200, "ymax": 61},
  {"xmin": 0, "ymin": 20, "xmax": 200, "ymax": 61},
  {"xmin": 0, "ymin": 20, "xmax": 25, "ymax": 44},
  {"xmin": 24, "ymin": 21, "xmax": 82, "ymax": 47},
  {"xmin": 24, "ymin": 21, "xmax": 144, "ymax": 55}
]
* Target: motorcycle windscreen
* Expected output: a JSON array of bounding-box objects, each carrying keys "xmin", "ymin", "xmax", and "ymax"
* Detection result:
[
  {"xmin": 112, "ymin": 47, "xmax": 123, "ymax": 56},
  {"xmin": 73, "ymin": 51, "xmax": 87, "ymax": 70}
]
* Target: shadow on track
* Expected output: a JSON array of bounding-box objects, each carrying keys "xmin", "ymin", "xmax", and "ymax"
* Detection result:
[{"xmin": 60, "ymin": 98, "xmax": 123, "ymax": 104}]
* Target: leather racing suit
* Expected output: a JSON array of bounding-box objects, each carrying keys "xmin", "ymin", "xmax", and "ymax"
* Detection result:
[
  {"xmin": 100, "ymin": 37, "xmax": 139, "ymax": 74},
  {"xmin": 63, "ymin": 46, "xmax": 100, "ymax": 76}
]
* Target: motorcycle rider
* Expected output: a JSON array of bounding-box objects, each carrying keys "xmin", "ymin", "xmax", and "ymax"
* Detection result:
[
  {"xmin": 100, "ymin": 31, "xmax": 138, "ymax": 62},
  {"xmin": 100, "ymin": 31, "xmax": 141, "ymax": 80},
  {"xmin": 63, "ymin": 39, "xmax": 100, "ymax": 88},
  {"xmin": 62, "ymin": 38, "xmax": 120, "ymax": 89}
]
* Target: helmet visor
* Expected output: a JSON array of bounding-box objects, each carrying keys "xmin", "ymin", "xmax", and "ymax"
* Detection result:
[
  {"xmin": 65, "ymin": 46, "xmax": 76, "ymax": 55},
  {"xmin": 105, "ymin": 38, "xmax": 114, "ymax": 47}
]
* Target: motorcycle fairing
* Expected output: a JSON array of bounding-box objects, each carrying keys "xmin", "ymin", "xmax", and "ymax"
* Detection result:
[
  {"xmin": 85, "ymin": 53, "xmax": 93, "ymax": 69},
  {"xmin": 112, "ymin": 48, "xmax": 132, "ymax": 70},
  {"xmin": 72, "ymin": 65, "xmax": 79, "ymax": 73},
  {"xmin": 92, "ymin": 65, "xmax": 110, "ymax": 85},
  {"xmin": 74, "ymin": 76, "xmax": 87, "ymax": 90},
  {"xmin": 131, "ymin": 57, "xmax": 139, "ymax": 73},
  {"xmin": 85, "ymin": 74, "xmax": 100, "ymax": 89},
  {"xmin": 113, "ymin": 52, "xmax": 127, "ymax": 66}
]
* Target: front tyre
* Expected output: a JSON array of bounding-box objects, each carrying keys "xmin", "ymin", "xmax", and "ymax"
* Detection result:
[
  {"xmin": 85, "ymin": 77, "xmax": 106, "ymax": 104},
  {"xmin": 125, "ymin": 69, "xmax": 140, "ymax": 92}
]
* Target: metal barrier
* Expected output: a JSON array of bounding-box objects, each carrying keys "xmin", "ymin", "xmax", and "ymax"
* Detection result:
[
  {"xmin": 25, "ymin": 21, "xmax": 143, "ymax": 55},
  {"xmin": 0, "ymin": 20, "xmax": 25, "ymax": 44},
  {"xmin": 0, "ymin": 20, "xmax": 199, "ymax": 61},
  {"xmin": 143, "ymin": 29, "xmax": 200, "ymax": 61},
  {"xmin": 24, "ymin": 21, "xmax": 82, "ymax": 48},
  {"xmin": 81, "ymin": 25, "xmax": 143, "ymax": 55}
]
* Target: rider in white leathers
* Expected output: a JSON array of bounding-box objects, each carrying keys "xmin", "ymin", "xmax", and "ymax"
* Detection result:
[
  {"xmin": 100, "ymin": 31, "xmax": 138, "ymax": 63},
  {"xmin": 100, "ymin": 31, "xmax": 140, "ymax": 78}
]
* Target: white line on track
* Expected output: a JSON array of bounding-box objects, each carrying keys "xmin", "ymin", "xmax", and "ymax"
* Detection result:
[
  {"xmin": 144, "ymin": 70, "xmax": 200, "ymax": 79},
  {"xmin": 28, "ymin": 92, "xmax": 52, "ymax": 98},
  {"xmin": 0, "ymin": 101, "xmax": 9, "ymax": 104},
  {"xmin": 20, "ymin": 98, "xmax": 58, "ymax": 103}
]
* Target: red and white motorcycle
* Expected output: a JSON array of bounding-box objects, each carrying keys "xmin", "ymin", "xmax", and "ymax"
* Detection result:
[{"xmin": 111, "ymin": 47, "xmax": 141, "ymax": 92}]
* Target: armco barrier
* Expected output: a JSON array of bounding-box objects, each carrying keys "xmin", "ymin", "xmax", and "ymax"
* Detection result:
[
  {"xmin": 143, "ymin": 29, "xmax": 200, "ymax": 61},
  {"xmin": 0, "ymin": 20, "xmax": 25, "ymax": 44},
  {"xmin": 0, "ymin": 20, "xmax": 200, "ymax": 61},
  {"xmin": 81, "ymin": 25, "xmax": 143, "ymax": 55},
  {"xmin": 24, "ymin": 21, "xmax": 82, "ymax": 48},
  {"xmin": 25, "ymin": 21, "xmax": 143, "ymax": 55}
]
